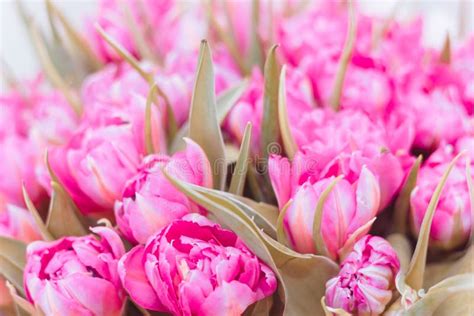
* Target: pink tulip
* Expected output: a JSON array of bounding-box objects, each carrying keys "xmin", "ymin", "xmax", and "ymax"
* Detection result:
[
  {"xmin": 24, "ymin": 227, "xmax": 126, "ymax": 316},
  {"xmin": 85, "ymin": 0, "xmax": 139, "ymax": 62},
  {"xmin": 316, "ymin": 65, "xmax": 393, "ymax": 118},
  {"xmin": 81, "ymin": 63, "xmax": 149, "ymax": 109},
  {"xmin": 0, "ymin": 135, "xmax": 43, "ymax": 206},
  {"xmin": 453, "ymin": 35, "xmax": 474, "ymax": 114},
  {"xmin": 325, "ymin": 235, "xmax": 400, "ymax": 315},
  {"xmin": 0, "ymin": 91, "xmax": 28, "ymax": 139},
  {"xmin": 395, "ymin": 88, "xmax": 469, "ymax": 152},
  {"xmin": 410, "ymin": 144, "xmax": 473, "ymax": 250},
  {"xmin": 28, "ymin": 91, "xmax": 78, "ymax": 148},
  {"xmin": 119, "ymin": 213, "xmax": 277, "ymax": 315},
  {"xmin": 279, "ymin": 166, "xmax": 380, "ymax": 261},
  {"xmin": 46, "ymin": 123, "xmax": 142, "ymax": 215},
  {"xmin": 0, "ymin": 204, "xmax": 41, "ymax": 243},
  {"xmin": 115, "ymin": 139, "xmax": 212, "ymax": 244}
]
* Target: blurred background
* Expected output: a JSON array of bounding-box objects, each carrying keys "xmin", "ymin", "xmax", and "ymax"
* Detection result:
[{"xmin": 1, "ymin": 0, "xmax": 473, "ymax": 92}]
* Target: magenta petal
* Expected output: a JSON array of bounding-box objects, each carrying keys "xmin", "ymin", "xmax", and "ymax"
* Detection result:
[
  {"xmin": 200, "ymin": 281, "xmax": 258, "ymax": 316},
  {"xmin": 58, "ymin": 274, "xmax": 124, "ymax": 316},
  {"xmin": 119, "ymin": 246, "xmax": 165, "ymax": 311}
]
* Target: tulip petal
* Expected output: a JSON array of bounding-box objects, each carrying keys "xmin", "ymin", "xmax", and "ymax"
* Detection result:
[{"xmin": 119, "ymin": 246, "xmax": 165, "ymax": 311}]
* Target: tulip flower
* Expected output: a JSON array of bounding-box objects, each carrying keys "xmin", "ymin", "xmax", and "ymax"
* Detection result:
[
  {"xmin": 270, "ymin": 148, "xmax": 405, "ymax": 212},
  {"xmin": 24, "ymin": 227, "xmax": 126, "ymax": 316},
  {"xmin": 119, "ymin": 213, "xmax": 277, "ymax": 315},
  {"xmin": 0, "ymin": 135, "xmax": 43, "ymax": 206},
  {"xmin": 46, "ymin": 123, "xmax": 142, "ymax": 214},
  {"xmin": 453, "ymin": 35, "xmax": 474, "ymax": 114},
  {"xmin": 114, "ymin": 139, "xmax": 212, "ymax": 244},
  {"xmin": 410, "ymin": 149, "xmax": 472, "ymax": 250},
  {"xmin": 28, "ymin": 91, "xmax": 79, "ymax": 148},
  {"xmin": 395, "ymin": 89, "xmax": 469, "ymax": 152},
  {"xmin": 0, "ymin": 204, "xmax": 41, "ymax": 243},
  {"xmin": 325, "ymin": 235, "xmax": 400, "ymax": 315},
  {"xmin": 279, "ymin": 166, "xmax": 380, "ymax": 261}
]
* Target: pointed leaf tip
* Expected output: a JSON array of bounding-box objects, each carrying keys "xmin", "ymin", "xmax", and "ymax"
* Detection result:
[
  {"xmin": 405, "ymin": 152, "xmax": 464, "ymax": 290},
  {"xmin": 313, "ymin": 175, "xmax": 344, "ymax": 258},
  {"xmin": 393, "ymin": 155, "xmax": 423, "ymax": 234},
  {"xmin": 229, "ymin": 123, "xmax": 252, "ymax": 196},
  {"xmin": 328, "ymin": 0, "xmax": 357, "ymax": 111},
  {"xmin": 189, "ymin": 40, "xmax": 227, "ymax": 190},
  {"xmin": 278, "ymin": 65, "xmax": 298, "ymax": 159}
]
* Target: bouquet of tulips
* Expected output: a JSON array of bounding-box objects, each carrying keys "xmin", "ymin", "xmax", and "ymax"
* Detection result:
[{"xmin": 1, "ymin": 0, "xmax": 473, "ymax": 315}]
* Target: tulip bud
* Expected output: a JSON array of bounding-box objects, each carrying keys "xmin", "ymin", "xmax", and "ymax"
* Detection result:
[
  {"xmin": 0, "ymin": 204, "xmax": 41, "ymax": 243},
  {"xmin": 24, "ymin": 227, "xmax": 126, "ymax": 316},
  {"xmin": 119, "ymin": 213, "xmax": 277, "ymax": 315},
  {"xmin": 46, "ymin": 123, "xmax": 143, "ymax": 214},
  {"xmin": 410, "ymin": 157, "xmax": 472, "ymax": 250},
  {"xmin": 282, "ymin": 166, "xmax": 380, "ymax": 261},
  {"xmin": 114, "ymin": 139, "xmax": 213, "ymax": 244},
  {"xmin": 325, "ymin": 235, "xmax": 400, "ymax": 315}
]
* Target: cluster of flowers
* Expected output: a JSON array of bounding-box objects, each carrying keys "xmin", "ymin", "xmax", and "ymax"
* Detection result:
[{"xmin": 0, "ymin": 1, "xmax": 472, "ymax": 315}]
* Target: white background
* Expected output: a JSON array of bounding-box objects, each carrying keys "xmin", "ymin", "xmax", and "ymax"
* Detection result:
[{"xmin": 1, "ymin": 0, "xmax": 473, "ymax": 92}]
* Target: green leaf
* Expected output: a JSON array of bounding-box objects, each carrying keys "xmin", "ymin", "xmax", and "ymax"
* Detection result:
[
  {"xmin": 404, "ymin": 274, "xmax": 474, "ymax": 315},
  {"xmin": 244, "ymin": 295, "xmax": 273, "ymax": 316},
  {"xmin": 187, "ymin": 185, "xmax": 277, "ymax": 239},
  {"xmin": 440, "ymin": 33, "xmax": 451, "ymax": 64},
  {"xmin": 276, "ymin": 200, "xmax": 292, "ymax": 247},
  {"xmin": 22, "ymin": 185, "xmax": 54, "ymax": 241},
  {"xmin": 231, "ymin": 195, "xmax": 279, "ymax": 228},
  {"xmin": 0, "ymin": 237, "xmax": 27, "ymax": 296},
  {"xmin": 328, "ymin": 1, "xmax": 357, "ymax": 111},
  {"xmin": 405, "ymin": 152, "xmax": 464, "ymax": 290},
  {"xmin": 30, "ymin": 21, "xmax": 82, "ymax": 115},
  {"xmin": 248, "ymin": 0, "xmax": 263, "ymax": 69},
  {"xmin": 229, "ymin": 123, "xmax": 252, "ymax": 196},
  {"xmin": 278, "ymin": 66, "xmax": 298, "ymax": 160},
  {"xmin": 338, "ymin": 217, "xmax": 376, "ymax": 261},
  {"xmin": 260, "ymin": 44, "xmax": 280, "ymax": 160},
  {"xmin": 170, "ymin": 80, "xmax": 248, "ymax": 153},
  {"xmin": 189, "ymin": 40, "xmax": 227, "ymax": 190},
  {"xmin": 95, "ymin": 24, "xmax": 152, "ymax": 83},
  {"xmin": 118, "ymin": 0, "xmax": 155, "ymax": 62},
  {"xmin": 145, "ymin": 83, "xmax": 157, "ymax": 155},
  {"xmin": 45, "ymin": 154, "xmax": 89, "ymax": 239},
  {"xmin": 5, "ymin": 282, "xmax": 36, "ymax": 316},
  {"xmin": 45, "ymin": 0, "xmax": 102, "ymax": 70},
  {"xmin": 393, "ymin": 155, "xmax": 422, "ymax": 234},
  {"xmin": 313, "ymin": 176, "xmax": 343, "ymax": 258},
  {"xmin": 206, "ymin": 3, "xmax": 248, "ymax": 74}
]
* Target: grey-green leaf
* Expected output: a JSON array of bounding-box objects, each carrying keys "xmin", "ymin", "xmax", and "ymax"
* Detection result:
[
  {"xmin": 22, "ymin": 185, "xmax": 54, "ymax": 241},
  {"xmin": 170, "ymin": 80, "xmax": 248, "ymax": 153},
  {"xmin": 189, "ymin": 40, "xmax": 227, "ymax": 190},
  {"xmin": 405, "ymin": 152, "xmax": 464, "ymax": 290},
  {"xmin": 229, "ymin": 123, "xmax": 252, "ymax": 196},
  {"xmin": 393, "ymin": 155, "xmax": 422, "ymax": 234},
  {"xmin": 278, "ymin": 66, "xmax": 298, "ymax": 159},
  {"xmin": 45, "ymin": 154, "xmax": 89, "ymax": 238},
  {"xmin": 260, "ymin": 44, "xmax": 280, "ymax": 160}
]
